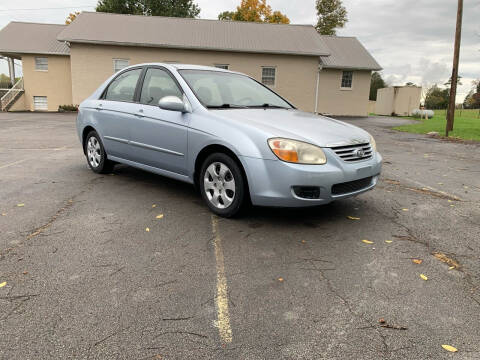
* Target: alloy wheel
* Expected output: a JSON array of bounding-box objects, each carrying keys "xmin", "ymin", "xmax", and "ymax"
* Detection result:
[
  {"xmin": 87, "ymin": 136, "xmax": 102, "ymax": 168},
  {"xmin": 203, "ymin": 162, "xmax": 236, "ymax": 209}
]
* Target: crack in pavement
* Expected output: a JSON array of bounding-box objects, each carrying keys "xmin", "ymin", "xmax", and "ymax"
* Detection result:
[
  {"xmin": 0, "ymin": 177, "xmax": 104, "ymax": 260},
  {"xmin": 302, "ymin": 254, "xmax": 390, "ymax": 357}
]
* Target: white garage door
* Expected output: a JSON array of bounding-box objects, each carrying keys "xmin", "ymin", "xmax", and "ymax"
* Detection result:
[{"xmin": 33, "ymin": 96, "xmax": 48, "ymax": 111}]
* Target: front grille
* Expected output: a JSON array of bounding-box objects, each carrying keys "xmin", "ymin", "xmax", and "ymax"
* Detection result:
[
  {"xmin": 331, "ymin": 176, "xmax": 373, "ymax": 195},
  {"xmin": 331, "ymin": 143, "xmax": 372, "ymax": 162}
]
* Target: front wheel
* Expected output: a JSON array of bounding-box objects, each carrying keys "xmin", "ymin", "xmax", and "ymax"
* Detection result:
[
  {"xmin": 84, "ymin": 131, "xmax": 114, "ymax": 174},
  {"xmin": 199, "ymin": 153, "xmax": 246, "ymax": 217}
]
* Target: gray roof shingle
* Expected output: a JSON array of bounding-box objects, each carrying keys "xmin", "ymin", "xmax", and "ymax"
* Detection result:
[
  {"xmin": 319, "ymin": 35, "xmax": 382, "ymax": 71},
  {"xmin": 0, "ymin": 14, "xmax": 381, "ymax": 71},
  {"xmin": 0, "ymin": 22, "xmax": 69, "ymax": 55},
  {"xmin": 57, "ymin": 12, "xmax": 330, "ymax": 56}
]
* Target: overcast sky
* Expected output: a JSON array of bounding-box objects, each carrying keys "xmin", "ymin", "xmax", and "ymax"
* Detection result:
[{"xmin": 1, "ymin": 0, "xmax": 479, "ymax": 102}]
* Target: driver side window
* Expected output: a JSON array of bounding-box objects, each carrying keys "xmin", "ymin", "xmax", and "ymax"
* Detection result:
[{"xmin": 140, "ymin": 68, "xmax": 183, "ymax": 106}]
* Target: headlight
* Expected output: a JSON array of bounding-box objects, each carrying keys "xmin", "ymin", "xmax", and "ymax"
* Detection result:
[
  {"xmin": 369, "ymin": 134, "xmax": 377, "ymax": 152},
  {"xmin": 268, "ymin": 138, "xmax": 327, "ymax": 164}
]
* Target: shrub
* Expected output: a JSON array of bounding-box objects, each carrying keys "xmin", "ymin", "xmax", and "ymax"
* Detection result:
[{"xmin": 58, "ymin": 104, "xmax": 79, "ymax": 112}]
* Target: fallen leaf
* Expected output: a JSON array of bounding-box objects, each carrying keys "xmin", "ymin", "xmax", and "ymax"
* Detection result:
[
  {"xmin": 156, "ymin": 214, "xmax": 164, "ymax": 219},
  {"xmin": 23, "ymin": 271, "xmax": 28, "ymax": 275},
  {"xmin": 152, "ymin": 204, "xmax": 157, "ymax": 208},
  {"xmin": 17, "ymin": 203, "xmax": 25, "ymax": 207},
  {"xmin": 385, "ymin": 240, "xmax": 393, "ymax": 243},
  {"xmin": 378, "ymin": 318, "xmax": 386, "ymax": 324},
  {"xmin": 0, "ymin": 281, "xmax": 6, "ymax": 288},
  {"xmin": 362, "ymin": 239, "xmax": 373, "ymax": 244},
  {"xmin": 447, "ymin": 200, "xmax": 453, "ymax": 203},
  {"xmin": 347, "ymin": 216, "xmax": 360, "ymax": 220},
  {"xmin": 402, "ymin": 208, "xmax": 409, "ymax": 212},
  {"xmin": 433, "ymin": 252, "xmax": 460, "ymax": 269},
  {"xmin": 448, "ymin": 266, "xmax": 455, "ymax": 270},
  {"xmin": 278, "ymin": 277, "xmax": 284, "ymax": 282},
  {"xmin": 441, "ymin": 345, "xmax": 458, "ymax": 352},
  {"xmin": 437, "ymin": 182, "xmax": 443, "ymax": 185},
  {"xmin": 412, "ymin": 259, "xmax": 423, "ymax": 264},
  {"xmin": 145, "ymin": 227, "xmax": 150, "ymax": 232},
  {"xmin": 1, "ymin": 213, "xmax": 6, "ymax": 216},
  {"xmin": 301, "ymin": 240, "xmax": 306, "ymax": 244},
  {"xmin": 420, "ymin": 274, "xmax": 428, "ymax": 281},
  {"xmin": 450, "ymin": 204, "xmax": 455, "ymax": 207}
]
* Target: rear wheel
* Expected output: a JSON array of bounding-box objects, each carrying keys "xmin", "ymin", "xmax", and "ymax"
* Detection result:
[
  {"xmin": 200, "ymin": 153, "xmax": 246, "ymax": 217},
  {"xmin": 84, "ymin": 131, "xmax": 114, "ymax": 174}
]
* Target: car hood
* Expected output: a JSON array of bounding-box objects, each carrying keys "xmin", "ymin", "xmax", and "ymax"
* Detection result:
[{"xmin": 210, "ymin": 109, "xmax": 370, "ymax": 147}]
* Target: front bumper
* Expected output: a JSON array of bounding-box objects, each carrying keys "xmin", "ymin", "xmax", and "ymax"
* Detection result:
[{"xmin": 240, "ymin": 149, "xmax": 382, "ymax": 207}]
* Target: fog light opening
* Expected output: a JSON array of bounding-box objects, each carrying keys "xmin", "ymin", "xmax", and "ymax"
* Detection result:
[{"xmin": 293, "ymin": 186, "xmax": 321, "ymax": 199}]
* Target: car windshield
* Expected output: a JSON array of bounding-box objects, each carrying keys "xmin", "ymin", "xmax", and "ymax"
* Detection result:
[{"xmin": 178, "ymin": 70, "xmax": 293, "ymax": 109}]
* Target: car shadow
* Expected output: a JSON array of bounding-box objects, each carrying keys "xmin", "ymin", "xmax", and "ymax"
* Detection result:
[{"xmin": 106, "ymin": 164, "xmax": 364, "ymax": 227}]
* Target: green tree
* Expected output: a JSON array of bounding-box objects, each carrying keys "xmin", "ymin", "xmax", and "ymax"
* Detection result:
[
  {"xmin": 96, "ymin": 0, "xmax": 200, "ymax": 18},
  {"xmin": 424, "ymin": 85, "xmax": 449, "ymax": 109},
  {"xmin": 369, "ymin": 72, "xmax": 386, "ymax": 101},
  {"xmin": 218, "ymin": 0, "xmax": 290, "ymax": 24},
  {"xmin": 315, "ymin": 0, "xmax": 347, "ymax": 35}
]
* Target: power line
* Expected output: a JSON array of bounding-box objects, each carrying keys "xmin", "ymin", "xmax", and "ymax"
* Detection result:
[{"xmin": 0, "ymin": 5, "xmax": 95, "ymax": 12}]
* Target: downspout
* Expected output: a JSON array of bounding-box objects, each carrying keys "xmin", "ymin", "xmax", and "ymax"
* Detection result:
[{"xmin": 314, "ymin": 63, "xmax": 323, "ymax": 114}]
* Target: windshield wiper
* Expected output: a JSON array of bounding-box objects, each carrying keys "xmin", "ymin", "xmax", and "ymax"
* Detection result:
[
  {"xmin": 246, "ymin": 103, "xmax": 290, "ymax": 109},
  {"xmin": 206, "ymin": 103, "xmax": 247, "ymax": 109}
]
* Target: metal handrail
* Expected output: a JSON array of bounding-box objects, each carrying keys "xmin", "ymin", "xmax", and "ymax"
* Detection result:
[{"xmin": 0, "ymin": 78, "xmax": 24, "ymax": 110}]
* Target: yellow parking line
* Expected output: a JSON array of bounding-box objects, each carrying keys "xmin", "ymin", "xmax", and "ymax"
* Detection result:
[
  {"xmin": 0, "ymin": 159, "xmax": 27, "ymax": 170},
  {"xmin": 211, "ymin": 215, "xmax": 233, "ymax": 343}
]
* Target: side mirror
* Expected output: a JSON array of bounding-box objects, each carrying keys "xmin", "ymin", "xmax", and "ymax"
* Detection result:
[{"xmin": 158, "ymin": 96, "xmax": 187, "ymax": 112}]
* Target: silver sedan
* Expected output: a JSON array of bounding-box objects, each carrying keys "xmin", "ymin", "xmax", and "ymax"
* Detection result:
[{"xmin": 77, "ymin": 63, "xmax": 382, "ymax": 217}]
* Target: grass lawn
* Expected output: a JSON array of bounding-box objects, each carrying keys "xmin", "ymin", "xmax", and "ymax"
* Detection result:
[{"xmin": 393, "ymin": 109, "xmax": 480, "ymax": 141}]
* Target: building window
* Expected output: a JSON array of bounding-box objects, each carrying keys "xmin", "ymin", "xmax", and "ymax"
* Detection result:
[
  {"xmin": 35, "ymin": 57, "xmax": 48, "ymax": 71},
  {"xmin": 214, "ymin": 64, "xmax": 229, "ymax": 70},
  {"xmin": 113, "ymin": 59, "xmax": 129, "ymax": 73},
  {"xmin": 33, "ymin": 96, "xmax": 48, "ymax": 110},
  {"xmin": 261, "ymin": 67, "xmax": 276, "ymax": 86},
  {"xmin": 341, "ymin": 71, "xmax": 353, "ymax": 89}
]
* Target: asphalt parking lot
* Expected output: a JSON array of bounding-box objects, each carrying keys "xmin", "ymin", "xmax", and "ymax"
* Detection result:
[{"xmin": 0, "ymin": 112, "xmax": 479, "ymax": 359}]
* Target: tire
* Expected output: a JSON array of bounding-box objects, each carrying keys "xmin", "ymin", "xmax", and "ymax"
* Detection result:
[
  {"xmin": 199, "ymin": 153, "xmax": 246, "ymax": 218},
  {"xmin": 84, "ymin": 131, "xmax": 114, "ymax": 174}
]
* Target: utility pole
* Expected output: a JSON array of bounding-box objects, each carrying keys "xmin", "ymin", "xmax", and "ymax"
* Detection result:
[{"xmin": 446, "ymin": 0, "xmax": 463, "ymax": 136}]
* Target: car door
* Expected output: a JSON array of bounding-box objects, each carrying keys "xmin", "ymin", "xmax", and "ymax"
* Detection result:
[
  {"xmin": 95, "ymin": 67, "xmax": 143, "ymax": 160},
  {"xmin": 129, "ymin": 67, "xmax": 190, "ymax": 175}
]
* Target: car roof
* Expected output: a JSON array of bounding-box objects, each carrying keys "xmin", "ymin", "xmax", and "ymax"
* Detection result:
[{"xmin": 126, "ymin": 62, "xmax": 239, "ymax": 74}]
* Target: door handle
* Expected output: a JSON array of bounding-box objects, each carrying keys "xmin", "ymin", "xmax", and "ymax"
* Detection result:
[
  {"xmin": 95, "ymin": 103, "xmax": 103, "ymax": 111},
  {"xmin": 135, "ymin": 109, "xmax": 145, "ymax": 117}
]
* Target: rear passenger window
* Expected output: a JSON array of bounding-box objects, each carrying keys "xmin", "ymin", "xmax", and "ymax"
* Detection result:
[
  {"xmin": 104, "ymin": 68, "xmax": 142, "ymax": 102},
  {"xmin": 140, "ymin": 68, "xmax": 183, "ymax": 106}
]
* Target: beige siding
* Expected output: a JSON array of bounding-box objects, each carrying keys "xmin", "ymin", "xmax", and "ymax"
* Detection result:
[
  {"xmin": 316, "ymin": 69, "xmax": 371, "ymax": 116},
  {"xmin": 375, "ymin": 86, "xmax": 422, "ymax": 116},
  {"xmin": 375, "ymin": 87, "xmax": 395, "ymax": 115},
  {"xmin": 69, "ymin": 43, "xmax": 319, "ymax": 112},
  {"xmin": 22, "ymin": 55, "xmax": 72, "ymax": 111},
  {"xmin": 393, "ymin": 87, "xmax": 422, "ymax": 116}
]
